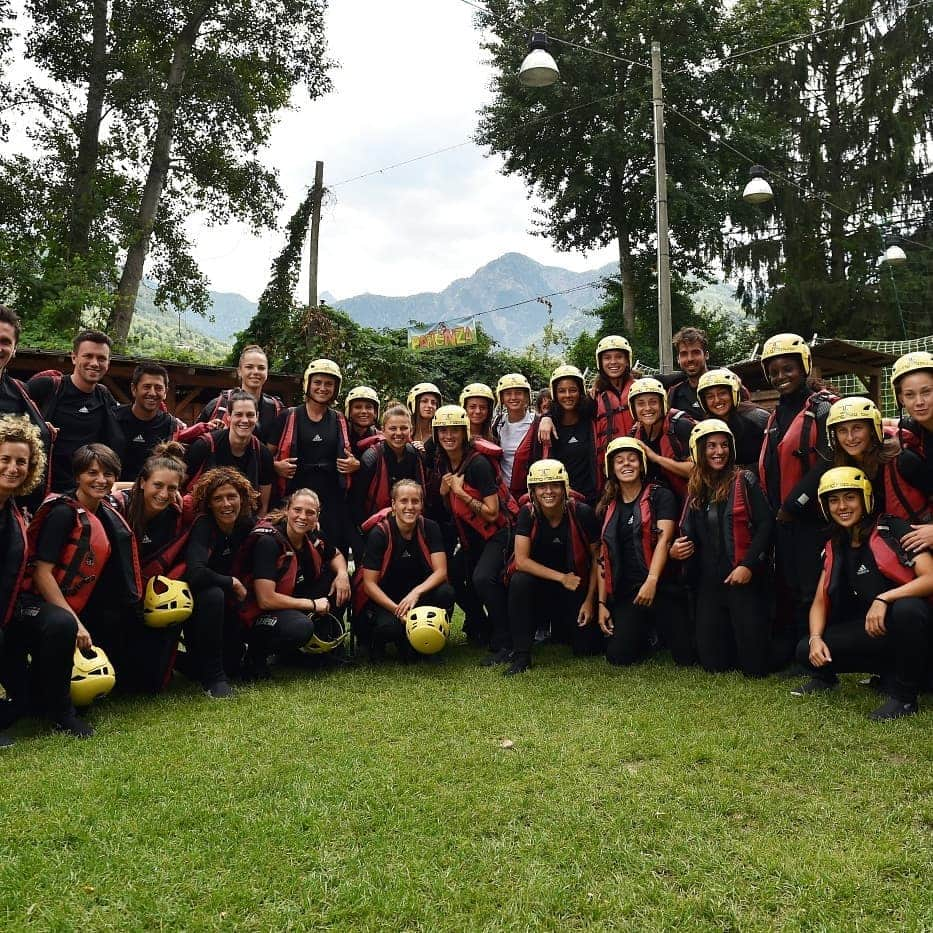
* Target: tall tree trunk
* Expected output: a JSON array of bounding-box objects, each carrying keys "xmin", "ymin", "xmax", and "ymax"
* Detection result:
[
  {"xmin": 617, "ymin": 228, "xmax": 636, "ymax": 335},
  {"xmin": 63, "ymin": 0, "xmax": 110, "ymax": 260},
  {"xmin": 107, "ymin": 3, "xmax": 212, "ymax": 346}
]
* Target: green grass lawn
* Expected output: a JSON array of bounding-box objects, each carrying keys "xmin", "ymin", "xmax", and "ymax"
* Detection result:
[{"xmin": 2, "ymin": 626, "xmax": 933, "ymax": 930}]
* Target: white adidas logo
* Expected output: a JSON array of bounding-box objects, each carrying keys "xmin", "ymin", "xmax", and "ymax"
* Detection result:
[
  {"xmin": 78, "ymin": 406, "xmax": 90, "ymax": 413},
  {"xmin": 312, "ymin": 434, "xmax": 323, "ymax": 442},
  {"xmin": 856, "ymin": 564, "xmax": 870, "ymax": 575},
  {"xmin": 133, "ymin": 434, "xmax": 145, "ymax": 443},
  {"xmin": 568, "ymin": 436, "xmax": 579, "ymax": 444}
]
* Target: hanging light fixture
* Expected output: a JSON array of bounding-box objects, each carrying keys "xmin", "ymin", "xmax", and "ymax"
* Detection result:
[
  {"xmin": 742, "ymin": 164, "xmax": 773, "ymax": 204},
  {"xmin": 518, "ymin": 31, "xmax": 560, "ymax": 87},
  {"xmin": 882, "ymin": 241, "xmax": 908, "ymax": 266}
]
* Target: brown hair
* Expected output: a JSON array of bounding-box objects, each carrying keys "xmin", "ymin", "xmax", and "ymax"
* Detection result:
[
  {"xmin": 126, "ymin": 442, "xmax": 187, "ymax": 537},
  {"xmin": 72, "ymin": 330, "xmax": 112, "ymax": 352},
  {"xmin": 189, "ymin": 466, "xmax": 258, "ymax": 519},
  {"xmin": 0, "ymin": 414, "xmax": 45, "ymax": 495},
  {"xmin": 382, "ymin": 403, "xmax": 411, "ymax": 427},
  {"xmin": 0, "ymin": 305, "xmax": 22, "ymax": 342},
  {"xmin": 238, "ymin": 345, "xmax": 268, "ymax": 365},
  {"xmin": 687, "ymin": 435, "xmax": 737, "ymax": 507},
  {"xmin": 265, "ymin": 487, "xmax": 320, "ymax": 526},
  {"xmin": 673, "ymin": 326, "xmax": 708, "ymax": 353},
  {"xmin": 390, "ymin": 478, "xmax": 423, "ymax": 501},
  {"xmin": 830, "ymin": 431, "xmax": 896, "ymax": 481},
  {"xmin": 72, "ymin": 443, "xmax": 121, "ymax": 478},
  {"xmin": 596, "ymin": 451, "xmax": 645, "ymax": 517}
]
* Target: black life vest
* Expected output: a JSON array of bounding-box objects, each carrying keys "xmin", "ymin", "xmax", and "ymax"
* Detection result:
[
  {"xmin": 1, "ymin": 500, "xmax": 28, "ymax": 628},
  {"xmin": 3, "ymin": 375, "xmax": 53, "ymax": 496},
  {"xmin": 505, "ymin": 500, "xmax": 594, "ymax": 585},
  {"xmin": 680, "ymin": 470, "xmax": 758, "ymax": 572},
  {"xmin": 187, "ymin": 428, "xmax": 263, "ymax": 492},
  {"xmin": 359, "ymin": 442, "xmax": 427, "ymax": 519},
  {"xmin": 600, "ymin": 483, "xmax": 664, "ymax": 601},
  {"xmin": 272, "ymin": 406, "xmax": 352, "ymax": 500},
  {"xmin": 630, "ymin": 409, "xmax": 694, "ymax": 499}
]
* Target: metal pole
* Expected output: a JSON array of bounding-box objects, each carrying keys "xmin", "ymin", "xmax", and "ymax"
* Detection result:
[
  {"xmin": 308, "ymin": 160, "xmax": 324, "ymax": 313},
  {"xmin": 651, "ymin": 42, "xmax": 673, "ymax": 373}
]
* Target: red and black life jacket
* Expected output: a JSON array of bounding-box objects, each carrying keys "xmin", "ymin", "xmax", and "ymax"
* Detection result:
[
  {"xmin": 505, "ymin": 499, "xmax": 594, "ymax": 585},
  {"xmin": 874, "ymin": 427, "xmax": 931, "ymax": 522},
  {"xmin": 111, "ymin": 490, "xmax": 193, "ymax": 580},
  {"xmin": 508, "ymin": 416, "xmax": 551, "ymax": 498},
  {"xmin": 350, "ymin": 428, "xmax": 383, "ymax": 460},
  {"xmin": 600, "ymin": 483, "xmax": 664, "ymax": 601},
  {"xmin": 759, "ymin": 389, "xmax": 837, "ymax": 504},
  {"xmin": 1, "ymin": 500, "xmax": 28, "ymax": 628},
  {"xmin": 594, "ymin": 379, "xmax": 634, "ymax": 473},
  {"xmin": 445, "ymin": 440, "xmax": 519, "ymax": 546},
  {"xmin": 24, "ymin": 494, "xmax": 142, "ymax": 613},
  {"xmin": 233, "ymin": 519, "xmax": 324, "ymax": 628},
  {"xmin": 359, "ymin": 442, "xmax": 427, "ymax": 518},
  {"xmin": 630, "ymin": 410, "xmax": 694, "ymax": 499},
  {"xmin": 821, "ymin": 520, "xmax": 916, "ymax": 622},
  {"xmin": 186, "ymin": 429, "xmax": 263, "ymax": 492},
  {"xmin": 680, "ymin": 470, "xmax": 757, "ymax": 572},
  {"xmin": 272, "ymin": 406, "xmax": 352, "ymax": 500},
  {"xmin": 350, "ymin": 511, "xmax": 436, "ymax": 614}
]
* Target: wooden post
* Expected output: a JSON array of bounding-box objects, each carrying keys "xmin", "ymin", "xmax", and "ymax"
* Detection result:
[{"xmin": 308, "ymin": 160, "xmax": 324, "ymax": 332}]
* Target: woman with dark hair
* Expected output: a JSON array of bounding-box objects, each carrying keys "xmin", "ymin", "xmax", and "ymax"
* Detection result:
[
  {"xmin": 696, "ymin": 368, "xmax": 769, "ymax": 469},
  {"xmin": 492, "ymin": 373, "xmax": 535, "ymax": 491},
  {"xmin": 792, "ymin": 467, "xmax": 933, "ymax": 720},
  {"xmin": 407, "ymin": 383, "xmax": 442, "ymax": 450},
  {"xmin": 670, "ymin": 420, "xmax": 774, "ymax": 677},
  {"xmin": 590, "ymin": 335, "xmax": 637, "ymax": 468},
  {"xmin": 20, "ymin": 443, "xmax": 141, "ymax": 724},
  {"xmin": 186, "ymin": 390, "xmax": 273, "ymax": 513},
  {"xmin": 185, "ymin": 467, "xmax": 260, "ymax": 693},
  {"xmin": 596, "ymin": 437, "xmax": 692, "ymax": 667},
  {"xmin": 460, "ymin": 383, "xmax": 496, "ymax": 442}
]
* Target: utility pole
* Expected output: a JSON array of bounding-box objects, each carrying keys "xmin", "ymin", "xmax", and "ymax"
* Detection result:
[
  {"xmin": 651, "ymin": 42, "xmax": 673, "ymax": 374},
  {"xmin": 307, "ymin": 160, "xmax": 324, "ymax": 322}
]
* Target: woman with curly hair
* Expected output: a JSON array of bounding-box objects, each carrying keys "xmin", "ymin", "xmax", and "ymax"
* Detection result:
[{"xmin": 185, "ymin": 467, "xmax": 260, "ymax": 694}]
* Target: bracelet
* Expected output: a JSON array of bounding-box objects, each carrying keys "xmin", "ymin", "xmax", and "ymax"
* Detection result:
[
  {"xmin": 598, "ymin": 600, "xmax": 608, "ymax": 607},
  {"xmin": 873, "ymin": 596, "xmax": 889, "ymax": 606}
]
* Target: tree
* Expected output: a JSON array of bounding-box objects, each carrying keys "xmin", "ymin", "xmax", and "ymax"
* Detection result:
[{"xmin": 475, "ymin": 1, "xmax": 730, "ymax": 335}]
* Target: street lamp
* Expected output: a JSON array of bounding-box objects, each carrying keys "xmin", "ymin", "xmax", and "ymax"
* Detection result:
[
  {"xmin": 519, "ymin": 32, "xmax": 674, "ymax": 372},
  {"xmin": 743, "ymin": 165, "xmax": 774, "ymax": 205},
  {"xmin": 882, "ymin": 241, "xmax": 908, "ymax": 266}
]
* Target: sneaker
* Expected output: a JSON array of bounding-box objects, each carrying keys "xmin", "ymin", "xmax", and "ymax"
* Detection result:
[
  {"xmin": 869, "ymin": 697, "xmax": 918, "ymax": 721},
  {"xmin": 504, "ymin": 654, "xmax": 531, "ymax": 677},
  {"xmin": 203, "ymin": 680, "xmax": 233, "ymax": 699},
  {"xmin": 54, "ymin": 714, "xmax": 95, "ymax": 738},
  {"xmin": 0, "ymin": 733, "xmax": 13, "ymax": 749},
  {"xmin": 790, "ymin": 677, "xmax": 837, "ymax": 697},
  {"xmin": 480, "ymin": 648, "xmax": 512, "ymax": 668}
]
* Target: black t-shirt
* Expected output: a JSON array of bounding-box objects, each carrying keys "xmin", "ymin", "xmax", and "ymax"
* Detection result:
[
  {"xmin": 185, "ymin": 514, "xmax": 256, "ymax": 593},
  {"xmin": 252, "ymin": 530, "xmax": 336, "ymax": 597},
  {"xmin": 614, "ymin": 486, "xmax": 677, "ymax": 592},
  {"xmin": 115, "ymin": 406, "xmax": 176, "ymax": 481},
  {"xmin": 669, "ymin": 381, "xmax": 703, "ymax": 420},
  {"xmin": 352, "ymin": 443, "xmax": 424, "ymax": 523},
  {"xmin": 136, "ymin": 507, "xmax": 180, "ymax": 563},
  {"xmin": 637, "ymin": 414, "xmax": 693, "ymax": 491},
  {"xmin": 186, "ymin": 430, "xmax": 274, "ymax": 490},
  {"xmin": 551, "ymin": 419, "xmax": 597, "ymax": 503},
  {"xmin": 0, "ymin": 373, "xmax": 30, "ymax": 417},
  {"xmin": 27, "ymin": 375, "xmax": 110, "ymax": 492},
  {"xmin": 362, "ymin": 515, "xmax": 444, "ymax": 601},
  {"xmin": 0, "ymin": 500, "xmax": 22, "ymax": 619},
  {"xmin": 267, "ymin": 407, "xmax": 343, "ymax": 497},
  {"xmin": 515, "ymin": 502, "xmax": 599, "ymax": 572}
]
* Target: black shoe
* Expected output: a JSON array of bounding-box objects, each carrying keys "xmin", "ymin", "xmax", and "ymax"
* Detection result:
[
  {"xmin": 241, "ymin": 653, "xmax": 272, "ymax": 682},
  {"xmin": 869, "ymin": 697, "xmax": 918, "ymax": 721},
  {"xmin": 790, "ymin": 677, "xmax": 837, "ymax": 697},
  {"xmin": 203, "ymin": 680, "xmax": 234, "ymax": 699},
  {"xmin": 54, "ymin": 714, "xmax": 95, "ymax": 739},
  {"xmin": 480, "ymin": 648, "xmax": 512, "ymax": 667},
  {"xmin": 533, "ymin": 624, "xmax": 551, "ymax": 645},
  {"xmin": 0, "ymin": 733, "xmax": 13, "ymax": 749},
  {"xmin": 504, "ymin": 654, "xmax": 531, "ymax": 677},
  {"xmin": 858, "ymin": 674, "xmax": 883, "ymax": 692}
]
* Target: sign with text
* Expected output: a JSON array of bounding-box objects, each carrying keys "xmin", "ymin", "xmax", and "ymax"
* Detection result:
[{"xmin": 408, "ymin": 318, "xmax": 477, "ymax": 352}]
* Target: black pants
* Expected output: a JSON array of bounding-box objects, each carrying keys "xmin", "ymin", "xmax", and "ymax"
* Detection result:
[
  {"xmin": 358, "ymin": 583, "xmax": 456, "ymax": 656},
  {"xmin": 187, "ymin": 586, "xmax": 242, "ymax": 683},
  {"xmin": 775, "ymin": 519, "xmax": 826, "ymax": 640},
  {"xmin": 0, "ymin": 601, "xmax": 76, "ymax": 721},
  {"xmin": 605, "ymin": 583, "xmax": 694, "ymax": 667},
  {"xmin": 248, "ymin": 609, "xmax": 315, "ymax": 658},
  {"xmin": 507, "ymin": 572, "xmax": 602, "ymax": 658},
  {"xmin": 450, "ymin": 527, "xmax": 511, "ymax": 650},
  {"xmin": 695, "ymin": 578, "xmax": 770, "ymax": 677},
  {"xmin": 795, "ymin": 597, "xmax": 931, "ymax": 703}
]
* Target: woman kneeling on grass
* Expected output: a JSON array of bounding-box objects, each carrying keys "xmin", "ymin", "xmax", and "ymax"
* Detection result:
[
  {"xmin": 792, "ymin": 467, "xmax": 933, "ymax": 720},
  {"xmin": 597, "ymin": 437, "xmax": 693, "ymax": 666},
  {"xmin": 357, "ymin": 479, "xmax": 453, "ymax": 661},
  {"xmin": 506, "ymin": 460, "xmax": 601, "ymax": 676}
]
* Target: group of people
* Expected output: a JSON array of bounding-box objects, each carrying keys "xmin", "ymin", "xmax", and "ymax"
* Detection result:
[{"xmin": 1, "ymin": 304, "xmax": 932, "ymax": 747}]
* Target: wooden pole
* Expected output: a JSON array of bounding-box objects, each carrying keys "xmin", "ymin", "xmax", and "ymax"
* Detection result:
[
  {"xmin": 651, "ymin": 42, "xmax": 673, "ymax": 374},
  {"xmin": 308, "ymin": 160, "xmax": 324, "ymax": 318}
]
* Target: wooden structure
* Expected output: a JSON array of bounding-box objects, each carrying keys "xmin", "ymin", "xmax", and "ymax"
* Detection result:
[{"xmin": 8, "ymin": 349, "xmax": 302, "ymax": 425}]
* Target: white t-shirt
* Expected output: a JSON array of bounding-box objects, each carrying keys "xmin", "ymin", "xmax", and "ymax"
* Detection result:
[{"xmin": 497, "ymin": 412, "xmax": 535, "ymax": 487}]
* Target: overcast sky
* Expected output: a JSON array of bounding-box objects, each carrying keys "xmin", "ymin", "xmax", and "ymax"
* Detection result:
[{"xmin": 189, "ymin": 1, "xmax": 618, "ymax": 302}]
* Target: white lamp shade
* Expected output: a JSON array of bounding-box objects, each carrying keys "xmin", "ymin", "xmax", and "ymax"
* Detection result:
[
  {"xmin": 519, "ymin": 49, "xmax": 560, "ymax": 87},
  {"xmin": 883, "ymin": 244, "xmax": 907, "ymax": 266},
  {"xmin": 742, "ymin": 176, "xmax": 773, "ymax": 204}
]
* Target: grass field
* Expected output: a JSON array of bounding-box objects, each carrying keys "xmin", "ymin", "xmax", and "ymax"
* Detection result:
[{"xmin": 2, "ymin": 626, "xmax": 933, "ymax": 930}]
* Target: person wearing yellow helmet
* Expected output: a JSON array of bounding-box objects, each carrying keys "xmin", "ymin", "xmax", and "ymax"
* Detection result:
[
  {"xmin": 344, "ymin": 386, "xmax": 382, "ymax": 459},
  {"xmin": 407, "ymin": 383, "xmax": 442, "ymax": 449},
  {"xmin": 596, "ymin": 437, "xmax": 692, "ymax": 666},
  {"xmin": 696, "ymin": 368, "xmax": 769, "ymax": 468},
  {"xmin": 459, "ymin": 383, "xmax": 496, "ymax": 442},
  {"xmin": 492, "ymin": 374, "xmax": 535, "ymax": 489},
  {"xmin": 670, "ymin": 420, "xmax": 774, "ymax": 676},
  {"xmin": 791, "ymin": 468, "xmax": 933, "ymax": 720}
]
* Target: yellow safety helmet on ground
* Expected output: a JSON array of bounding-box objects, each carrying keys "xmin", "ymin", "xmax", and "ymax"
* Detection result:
[
  {"xmin": 300, "ymin": 613, "xmax": 348, "ymax": 654},
  {"xmin": 697, "ymin": 368, "xmax": 741, "ymax": 412},
  {"xmin": 143, "ymin": 576, "xmax": 193, "ymax": 628},
  {"xmin": 891, "ymin": 352, "xmax": 933, "ymax": 396},
  {"xmin": 628, "ymin": 377, "xmax": 669, "ymax": 415},
  {"xmin": 604, "ymin": 436, "xmax": 648, "ymax": 477},
  {"xmin": 527, "ymin": 458, "xmax": 570, "ymax": 497},
  {"xmin": 826, "ymin": 397, "xmax": 883, "ymax": 446},
  {"xmin": 406, "ymin": 606, "xmax": 450, "ymax": 655},
  {"xmin": 344, "ymin": 385, "xmax": 380, "ymax": 418},
  {"xmin": 303, "ymin": 358, "xmax": 342, "ymax": 397},
  {"xmin": 496, "ymin": 373, "xmax": 532, "ymax": 404},
  {"xmin": 760, "ymin": 333, "xmax": 812, "ymax": 376},
  {"xmin": 406, "ymin": 382, "xmax": 442, "ymax": 416},
  {"xmin": 595, "ymin": 335, "xmax": 632, "ymax": 369},
  {"xmin": 689, "ymin": 419, "xmax": 735, "ymax": 464},
  {"xmin": 549, "ymin": 364, "xmax": 585, "ymax": 400},
  {"xmin": 817, "ymin": 466, "xmax": 874, "ymax": 519},
  {"xmin": 432, "ymin": 405, "xmax": 469, "ymax": 444},
  {"xmin": 459, "ymin": 383, "xmax": 496, "ymax": 409},
  {"xmin": 71, "ymin": 646, "xmax": 115, "ymax": 707}
]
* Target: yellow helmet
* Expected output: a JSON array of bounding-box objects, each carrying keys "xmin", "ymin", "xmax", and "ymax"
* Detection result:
[
  {"xmin": 891, "ymin": 352, "xmax": 933, "ymax": 396},
  {"xmin": 527, "ymin": 458, "xmax": 570, "ymax": 497},
  {"xmin": 344, "ymin": 385, "xmax": 380, "ymax": 418},
  {"xmin": 826, "ymin": 397, "xmax": 883, "ymax": 446},
  {"xmin": 432, "ymin": 404, "xmax": 469, "ymax": 444},
  {"xmin": 628, "ymin": 377, "xmax": 669, "ymax": 415},
  {"xmin": 303, "ymin": 358, "xmax": 342, "ymax": 397},
  {"xmin": 817, "ymin": 466, "xmax": 874, "ymax": 519},
  {"xmin": 549, "ymin": 364, "xmax": 585, "ymax": 400},
  {"xmin": 71, "ymin": 646, "xmax": 116, "ymax": 707},
  {"xmin": 405, "ymin": 606, "xmax": 450, "ymax": 655},
  {"xmin": 605, "ymin": 436, "xmax": 647, "ymax": 477},
  {"xmin": 143, "ymin": 576, "xmax": 193, "ymax": 628},
  {"xmin": 760, "ymin": 333, "xmax": 812, "ymax": 376},
  {"xmin": 496, "ymin": 373, "xmax": 532, "ymax": 403},
  {"xmin": 299, "ymin": 612, "xmax": 348, "ymax": 654},
  {"xmin": 459, "ymin": 383, "xmax": 495, "ymax": 409},
  {"xmin": 595, "ymin": 335, "xmax": 632, "ymax": 369},
  {"xmin": 688, "ymin": 419, "xmax": 735, "ymax": 464},
  {"xmin": 697, "ymin": 368, "xmax": 741, "ymax": 412},
  {"xmin": 406, "ymin": 382, "xmax": 442, "ymax": 416}
]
